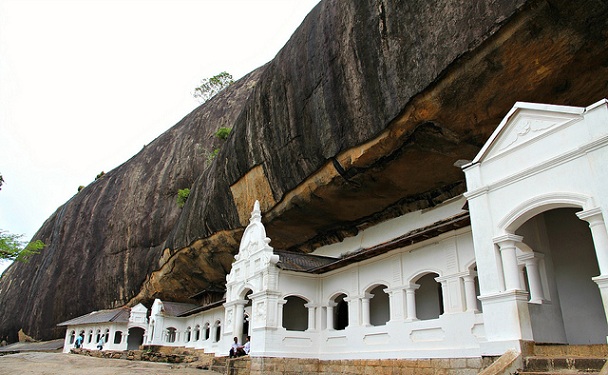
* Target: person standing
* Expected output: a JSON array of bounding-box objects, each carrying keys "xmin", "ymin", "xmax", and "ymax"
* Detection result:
[
  {"xmin": 75, "ymin": 333, "xmax": 83, "ymax": 349},
  {"xmin": 96, "ymin": 336, "xmax": 104, "ymax": 350}
]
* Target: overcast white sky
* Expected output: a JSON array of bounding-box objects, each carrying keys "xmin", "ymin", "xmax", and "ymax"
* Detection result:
[{"xmin": 0, "ymin": 0, "xmax": 321, "ymax": 274}]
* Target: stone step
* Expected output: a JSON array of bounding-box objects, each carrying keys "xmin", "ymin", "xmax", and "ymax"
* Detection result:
[
  {"xmin": 519, "ymin": 372, "xmax": 600, "ymax": 375},
  {"xmin": 531, "ymin": 344, "xmax": 608, "ymax": 358},
  {"xmin": 524, "ymin": 357, "xmax": 606, "ymax": 373}
]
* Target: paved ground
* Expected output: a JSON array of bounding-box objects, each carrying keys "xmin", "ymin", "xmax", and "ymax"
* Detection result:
[
  {"xmin": 0, "ymin": 338, "xmax": 64, "ymax": 353},
  {"xmin": 0, "ymin": 352, "xmax": 221, "ymax": 375}
]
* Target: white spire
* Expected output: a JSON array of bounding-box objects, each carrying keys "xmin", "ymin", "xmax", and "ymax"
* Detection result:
[{"xmin": 250, "ymin": 200, "xmax": 262, "ymax": 223}]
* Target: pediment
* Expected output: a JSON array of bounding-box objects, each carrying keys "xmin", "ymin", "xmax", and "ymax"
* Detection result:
[{"xmin": 472, "ymin": 102, "xmax": 584, "ymax": 164}]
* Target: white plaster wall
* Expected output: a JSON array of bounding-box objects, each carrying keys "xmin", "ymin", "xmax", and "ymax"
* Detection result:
[
  {"xmin": 258, "ymin": 227, "xmax": 482, "ymax": 359},
  {"xmin": 62, "ymin": 323, "xmax": 129, "ymax": 353},
  {"xmin": 464, "ymin": 100, "xmax": 608, "ymax": 351}
]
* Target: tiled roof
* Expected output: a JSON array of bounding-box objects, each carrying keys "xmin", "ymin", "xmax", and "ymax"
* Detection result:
[
  {"xmin": 160, "ymin": 301, "xmax": 198, "ymax": 317},
  {"xmin": 275, "ymin": 250, "xmax": 338, "ymax": 272},
  {"xmin": 178, "ymin": 299, "xmax": 226, "ymax": 317},
  {"xmin": 57, "ymin": 307, "xmax": 130, "ymax": 326},
  {"xmin": 275, "ymin": 212, "xmax": 470, "ymax": 274}
]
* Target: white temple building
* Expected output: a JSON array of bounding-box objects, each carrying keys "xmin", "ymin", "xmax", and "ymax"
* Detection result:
[{"xmin": 60, "ymin": 99, "xmax": 608, "ymax": 360}]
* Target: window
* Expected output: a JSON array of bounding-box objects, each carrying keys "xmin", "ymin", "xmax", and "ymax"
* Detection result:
[
  {"xmin": 283, "ymin": 296, "xmax": 308, "ymax": 331},
  {"xmin": 369, "ymin": 285, "xmax": 390, "ymax": 326},
  {"xmin": 333, "ymin": 294, "xmax": 349, "ymax": 330},
  {"xmin": 194, "ymin": 325, "xmax": 201, "ymax": 341},
  {"xmin": 416, "ymin": 273, "xmax": 443, "ymax": 320},
  {"xmin": 113, "ymin": 331, "xmax": 122, "ymax": 344},
  {"xmin": 166, "ymin": 327, "xmax": 177, "ymax": 343},
  {"xmin": 104, "ymin": 329, "xmax": 110, "ymax": 344},
  {"xmin": 69, "ymin": 330, "xmax": 75, "ymax": 344},
  {"xmin": 88, "ymin": 330, "xmax": 93, "ymax": 343},
  {"xmin": 204, "ymin": 323, "xmax": 210, "ymax": 340},
  {"xmin": 213, "ymin": 321, "xmax": 221, "ymax": 343},
  {"xmin": 186, "ymin": 327, "xmax": 191, "ymax": 342}
]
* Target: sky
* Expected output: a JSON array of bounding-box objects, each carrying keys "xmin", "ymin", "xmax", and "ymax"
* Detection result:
[{"xmin": 0, "ymin": 0, "xmax": 321, "ymax": 274}]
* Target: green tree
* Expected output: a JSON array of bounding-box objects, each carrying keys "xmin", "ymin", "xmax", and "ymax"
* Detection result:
[
  {"xmin": 0, "ymin": 173, "xmax": 45, "ymax": 262},
  {"xmin": 0, "ymin": 231, "xmax": 45, "ymax": 262},
  {"xmin": 193, "ymin": 72, "xmax": 234, "ymax": 103}
]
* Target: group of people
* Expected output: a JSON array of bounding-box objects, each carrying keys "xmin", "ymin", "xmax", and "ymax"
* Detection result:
[
  {"xmin": 229, "ymin": 336, "xmax": 250, "ymax": 358},
  {"xmin": 73, "ymin": 333, "xmax": 104, "ymax": 350}
]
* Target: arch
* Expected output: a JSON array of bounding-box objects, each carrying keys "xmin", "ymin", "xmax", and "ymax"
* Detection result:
[
  {"xmin": 367, "ymin": 284, "xmax": 390, "ymax": 326},
  {"xmin": 282, "ymin": 295, "xmax": 308, "ymax": 331},
  {"xmin": 185, "ymin": 326, "xmax": 192, "ymax": 342},
  {"xmin": 69, "ymin": 330, "xmax": 76, "ymax": 345},
  {"xmin": 498, "ymin": 192, "xmax": 591, "ymax": 233},
  {"xmin": 166, "ymin": 327, "xmax": 177, "ymax": 343},
  {"xmin": 410, "ymin": 269, "xmax": 443, "ymax": 283},
  {"xmin": 87, "ymin": 329, "xmax": 93, "ymax": 344},
  {"xmin": 104, "ymin": 328, "xmax": 110, "ymax": 344},
  {"xmin": 203, "ymin": 322, "xmax": 211, "ymax": 340},
  {"xmin": 282, "ymin": 293, "xmax": 311, "ymax": 302},
  {"xmin": 514, "ymin": 207, "xmax": 608, "ymax": 344},
  {"xmin": 127, "ymin": 327, "xmax": 145, "ymax": 350},
  {"xmin": 213, "ymin": 320, "xmax": 221, "ymax": 343},
  {"xmin": 415, "ymin": 272, "xmax": 443, "ymax": 320},
  {"xmin": 113, "ymin": 331, "xmax": 122, "ymax": 345},
  {"xmin": 194, "ymin": 324, "xmax": 201, "ymax": 341},
  {"xmin": 237, "ymin": 285, "xmax": 255, "ymax": 300},
  {"xmin": 331, "ymin": 293, "xmax": 349, "ymax": 331}
]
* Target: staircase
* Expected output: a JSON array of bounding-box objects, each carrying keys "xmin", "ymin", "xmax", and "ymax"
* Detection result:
[{"xmin": 518, "ymin": 344, "xmax": 608, "ymax": 375}]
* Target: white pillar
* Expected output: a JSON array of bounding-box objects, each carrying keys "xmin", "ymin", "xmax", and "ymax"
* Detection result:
[
  {"xmin": 494, "ymin": 234, "xmax": 524, "ymax": 291},
  {"xmin": 326, "ymin": 302, "xmax": 337, "ymax": 330},
  {"xmin": 520, "ymin": 253, "xmax": 545, "ymax": 304},
  {"xmin": 577, "ymin": 208, "xmax": 608, "ymax": 275},
  {"xmin": 305, "ymin": 303, "xmax": 316, "ymax": 331},
  {"xmin": 405, "ymin": 284, "xmax": 420, "ymax": 321},
  {"xmin": 234, "ymin": 302, "xmax": 245, "ymax": 340},
  {"xmin": 361, "ymin": 294, "xmax": 373, "ymax": 327},
  {"xmin": 344, "ymin": 296, "xmax": 360, "ymax": 326},
  {"xmin": 384, "ymin": 287, "xmax": 404, "ymax": 321},
  {"xmin": 277, "ymin": 300, "xmax": 286, "ymax": 329},
  {"xmin": 463, "ymin": 274, "xmax": 479, "ymax": 312}
]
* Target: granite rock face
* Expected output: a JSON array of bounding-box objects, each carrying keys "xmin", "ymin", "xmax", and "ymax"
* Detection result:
[{"xmin": 1, "ymin": 0, "xmax": 607, "ymax": 341}]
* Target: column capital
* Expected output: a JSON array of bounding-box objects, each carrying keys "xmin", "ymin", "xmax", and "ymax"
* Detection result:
[
  {"xmin": 576, "ymin": 207, "xmax": 603, "ymax": 223},
  {"xmin": 493, "ymin": 234, "xmax": 524, "ymax": 246}
]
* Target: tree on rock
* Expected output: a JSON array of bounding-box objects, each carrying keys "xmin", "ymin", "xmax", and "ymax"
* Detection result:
[
  {"xmin": 0, "ymin": 173, "xmax": 45, "ymax": 262},
  {"xmin": 193, "ymin": 72, "xmax": 234, "ymax": 103}
]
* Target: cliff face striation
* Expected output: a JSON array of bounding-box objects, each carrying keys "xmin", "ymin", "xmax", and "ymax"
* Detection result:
[{"xmin": 1, "ymin": 0, "xmax": 607, "ymax": 341}]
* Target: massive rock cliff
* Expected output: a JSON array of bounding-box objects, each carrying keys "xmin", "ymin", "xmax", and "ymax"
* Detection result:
[{"xmin": 1, "ymin": 0, "xmax": 607, "ymax": 341}]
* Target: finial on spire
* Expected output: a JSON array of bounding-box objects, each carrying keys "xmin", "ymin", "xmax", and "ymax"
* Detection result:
[{"xmin": 250, "ymin": 200, "xmax": 262, "ymax": 223}]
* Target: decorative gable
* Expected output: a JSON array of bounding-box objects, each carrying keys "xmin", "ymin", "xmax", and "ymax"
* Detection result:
[
  {"xmin": 129, "ymin": 303, "xmax": 148, "ymax": 325},
  {"xmin": 472, "ymin": 102, "xmax": 584, "ymax": 164}
]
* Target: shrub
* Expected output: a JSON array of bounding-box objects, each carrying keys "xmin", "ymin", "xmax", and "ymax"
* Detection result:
[
  {"xmin": 215, "ymin": 127, "xmax": 232, "ymax": 140},
  {"xmin": 177, "ymin": 188, "xmax": 190, "ymax": 208}
]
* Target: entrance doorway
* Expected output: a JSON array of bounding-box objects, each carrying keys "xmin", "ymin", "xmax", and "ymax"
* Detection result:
[
  {"xmin": 516, "ymin": 208, "xmax": 608, "ymax": 344},
  {"xmin": 127, "ymin": 327, "xmax": 145, "ymax": 350}
]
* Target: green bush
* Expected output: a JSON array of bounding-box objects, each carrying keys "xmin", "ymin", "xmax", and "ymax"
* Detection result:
[
  {"xmin": 215, "ymin": 127, "xmax": 232, "ymax": 140},
  {"xmin": 177, "ymin": 188, "xmax": 190, "ymax": 208},
  {"xmin": 207, "ymin": 148, "xmax": 219, "ymax": 164}
]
